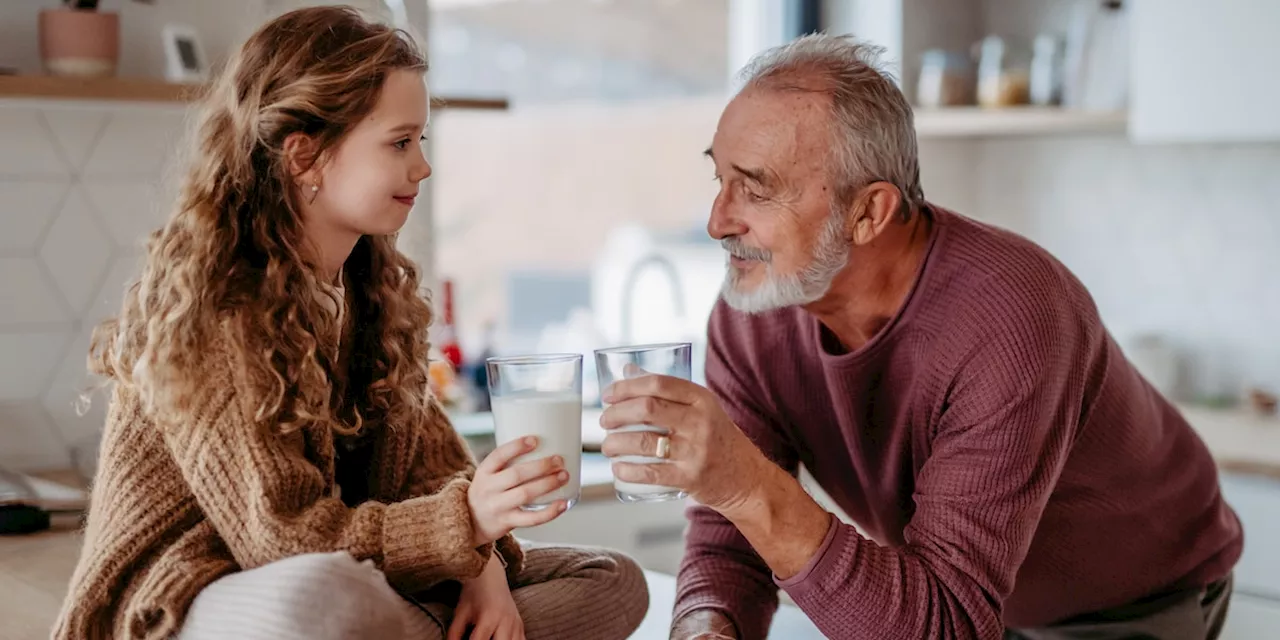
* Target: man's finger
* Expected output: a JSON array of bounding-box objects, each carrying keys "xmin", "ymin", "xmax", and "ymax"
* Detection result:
[
  {"xmin": 611, "ymin": 460, "xmax": 684, "ymax": 489},
  {"xmin": 599, "ymin": 395, "xmax": 683, "ymax": 431},
  {"xmin": 601, "ymin": 429, "xmax": 681, "ymax": 460},
  {"xmin": 478, "ymin": 436, "xmax": 539, "ymax": 475},
  {"xmin": 602, "ymin": 372, "xmax": 701, "ymax": 406}
]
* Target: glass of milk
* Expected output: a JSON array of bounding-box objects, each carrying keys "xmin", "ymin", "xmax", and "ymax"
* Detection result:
[
  {"xmin": 594, "ymin": 343, "xmax": 691, "ymax": 503},
  {"xmin": 485, "ymin": 354, "xmax": 584, "ymax": 512}
]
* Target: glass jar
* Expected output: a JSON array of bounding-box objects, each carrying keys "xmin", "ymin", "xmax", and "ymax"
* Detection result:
[
  {"xmin": 976, "ymin": 35, "xmax": 1030, "ymax": 108},
  {"xmin": 916, "ymin": 49, "xmax": 974, "ymax": 108}
]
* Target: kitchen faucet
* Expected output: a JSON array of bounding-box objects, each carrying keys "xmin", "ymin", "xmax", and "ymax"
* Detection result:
[{"xmin": 619, "ymin": 253, "xmax": 686, "ymax": 345}]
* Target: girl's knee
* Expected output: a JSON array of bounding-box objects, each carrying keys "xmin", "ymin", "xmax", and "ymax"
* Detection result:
[{"xmin": 183, "ymin": 552, "xmax": 409, "ymax": 639}]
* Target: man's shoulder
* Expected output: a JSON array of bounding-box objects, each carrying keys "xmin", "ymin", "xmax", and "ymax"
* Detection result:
[{"xmin": 933, "ymin": 209, "xmax": 1096, "ymax": 322}]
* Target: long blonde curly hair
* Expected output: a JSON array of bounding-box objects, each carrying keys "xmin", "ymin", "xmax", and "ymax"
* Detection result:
[{"xmin": 89, "ymin": 6, "xmax": 434, "ymax": 436}]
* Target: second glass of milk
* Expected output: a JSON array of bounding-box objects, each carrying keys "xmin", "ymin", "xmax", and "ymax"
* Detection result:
[
  {"xmin": 594, "ymin": 343, "xmax": 692, "ymax": 503},
  {"xmin": 485, "ymin": 354, "xmax": 584, "ymax": 512}
]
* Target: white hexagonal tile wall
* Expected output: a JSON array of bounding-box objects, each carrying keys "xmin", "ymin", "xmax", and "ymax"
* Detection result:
[
  {"xmin": 0, "ymin": 401, "xmax": 71, "ymax": 471},
  {"xmin": 0, "ymin": 179, "xmax": 70, "ymax": 253},
  {"xmin": 41, "ymin": 110, "xmax": 110, "ymax": 174},
  {"xmin": 81, "ymin": 110, "xmax": 188, "ymax": 179},
  {"xmin": 38, "ymin": 186, "xmax": 115, "ymax": 313},
  {"xmin": 0, "ymin": 257, "xmax": 70, "ymax": 326},
  {"xmin": 87, "ymin": 254, "xmax": 142, "ymax": 326},
  {"xmin": 0, "ymin": 109, "xmax": 69, "ymax": 177},
  {"xmin": 82, "ymin": 181, "xmax": 164, "ymax": 249},
  {"xmin": 42, "ymin": 330, "xmax": 106, "ymax": 452},
  {"xmin": 0, "ymin": 333, "xmax": 68, "ymax": 401}
]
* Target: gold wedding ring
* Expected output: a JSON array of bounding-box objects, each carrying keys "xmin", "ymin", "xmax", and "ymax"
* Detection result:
[{"xmin": 654, "ymin": 434, "xmax": 671, "ymax": 460}]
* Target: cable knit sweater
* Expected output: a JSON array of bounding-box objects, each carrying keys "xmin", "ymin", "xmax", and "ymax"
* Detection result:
[{"xmin": 52, "ymin": 326, "xmax": 523, "ymax": 640}]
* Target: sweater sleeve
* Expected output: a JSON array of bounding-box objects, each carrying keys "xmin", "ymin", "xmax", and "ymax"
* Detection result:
[
  {"xmin": 775, "ymin": 280, "xmax": 1088, "ymax": 640},
  {"xmin": 397, "ymin": 399, "xmax": 526, "ymax": 584},
  {"xmin": 160, "ymin": 356, "xmax": 490, "ymax": 593},
  {"xmin": 673, "ymin": 305, "xmax": 800, "ymax": 639}
]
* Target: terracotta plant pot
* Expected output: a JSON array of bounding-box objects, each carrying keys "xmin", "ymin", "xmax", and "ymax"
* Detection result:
[{"xmin": 38, "ymin": 9, "xmax": 120, "ymax": 78}]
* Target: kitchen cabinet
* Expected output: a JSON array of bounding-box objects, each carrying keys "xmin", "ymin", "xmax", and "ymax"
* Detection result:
[
  {"xmin": 1129, "ymin": 0, "xmax": 1280, "ymax": 143},
  {"xmin": 825, "ymin": 0, "xmax": 1280, "ymax": 143},
  {"xmin": 1219, "ymin": 473, "xmax": 1280, "ymax": 637}
]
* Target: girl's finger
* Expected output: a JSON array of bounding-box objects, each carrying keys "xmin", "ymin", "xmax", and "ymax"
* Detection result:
[
  {"xmin": 506, "ymin": 500, "xmax": 568, "ymax": 529},
  {"xmin": 472, "ymin": 617, "xmax": 498, "ymax": 640},
  {"xmin": 501, "ymin": 470, "xmax": 570, "ymax": 511},
  {"xmin": 445, "ymin": 608, "xmax": 472, "ymax": 640},
  {"xmin": 494, "ymin": 455, "xmax": 563, "ymax": 492},
  {"xmin": 478, "ymin": 436, "xmax": 539, "ymax": 475}
]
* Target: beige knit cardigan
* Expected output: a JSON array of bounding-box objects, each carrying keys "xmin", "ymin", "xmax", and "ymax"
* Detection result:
[{"xmin": 51, "ymin": 329, "xmax": 523, "ymax": 640}]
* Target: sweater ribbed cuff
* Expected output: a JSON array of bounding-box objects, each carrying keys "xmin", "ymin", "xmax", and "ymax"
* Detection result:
[
  {"xmin": 774, "ymin": 516, "xmax": 847, "ymax": 604},
  {"xmin": 495, "ymin": 533, "xmax": 525, "ymax": 584},
  {"xmin": 383, "ymin": 476, "xmax": 487, "ymax": 587},
  {"xmin": 125, "ymin": 554, "xmax": 238, "ymax": 640}
]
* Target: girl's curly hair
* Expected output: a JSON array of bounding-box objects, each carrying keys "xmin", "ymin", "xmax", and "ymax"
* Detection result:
[{"xmin": 89, "ymin": 6, "xmax": 434, "ymax": 436}]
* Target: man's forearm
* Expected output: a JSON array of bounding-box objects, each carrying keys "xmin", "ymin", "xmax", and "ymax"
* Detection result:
[{"xmin": 720, "ymin": 459, "xmax": 833, "ymax": 580}]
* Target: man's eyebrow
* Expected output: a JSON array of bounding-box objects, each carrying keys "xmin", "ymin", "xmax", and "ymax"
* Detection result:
[
  {"xmin": 704, "ymin": 147, "xmax": 773, "ymax": 188},
  {"xmin": 732, "ymin": 163, "xmax": 772, "ymax": 188}
]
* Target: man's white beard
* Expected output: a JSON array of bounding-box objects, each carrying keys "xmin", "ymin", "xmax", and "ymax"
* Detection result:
[{"xmin": 720, "ymin": 210, "xmax": 850, "ymax": 314}]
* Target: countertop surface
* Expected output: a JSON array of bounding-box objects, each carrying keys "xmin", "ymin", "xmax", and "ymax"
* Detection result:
[{"xmin": 450, "ymin": 403, "xmax": 1280, "ymax": 484}]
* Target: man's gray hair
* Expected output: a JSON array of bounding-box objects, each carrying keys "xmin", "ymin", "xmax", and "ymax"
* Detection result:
[{"xmin": 737, "ymin": 33, "xmax": 923, "ymax": 221}]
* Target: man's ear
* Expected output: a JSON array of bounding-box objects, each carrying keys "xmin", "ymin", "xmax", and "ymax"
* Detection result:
[
  {"xmin": 283, "ymin": 132, "xmax": 322, "ymax": 188},
  {"xmin": 848, "ymin": 182, "xmax": 903, "ymax": 246}
]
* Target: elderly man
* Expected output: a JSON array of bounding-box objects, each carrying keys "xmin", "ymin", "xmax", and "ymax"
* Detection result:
[{"xmin": 599, "ymin": 33, "xmax": 1242, "ymax": 640}]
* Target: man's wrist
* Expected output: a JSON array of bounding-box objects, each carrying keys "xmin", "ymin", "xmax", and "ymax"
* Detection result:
[
  {"xmin": 718, "ymin": 457, "xmax": 833, "ymax": 581},
  {"xmin": 671, "ymin": 607, "xmax": 738, "ymax": 640}
]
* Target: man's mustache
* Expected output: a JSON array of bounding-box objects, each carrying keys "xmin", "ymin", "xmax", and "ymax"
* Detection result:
[{"xmin": 721, "ymin": 237, "xmax": 771, "ymax": 262}]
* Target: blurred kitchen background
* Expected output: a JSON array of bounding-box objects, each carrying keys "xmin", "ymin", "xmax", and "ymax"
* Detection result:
[{"xmin": 1, "ymin": 0, "xmax": 1278, "ymax": 637}]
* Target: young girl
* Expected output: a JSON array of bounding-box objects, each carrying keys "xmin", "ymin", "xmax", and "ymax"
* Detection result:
[{"xmin": 52, "ymin": 7, "xmax": 648, "ymax": 640}]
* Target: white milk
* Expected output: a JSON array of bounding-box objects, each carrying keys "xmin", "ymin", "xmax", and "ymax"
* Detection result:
[
  {"xmin": 491, "ymin": 392, "xmax": 583, "ymax": 510},
  {"xmin": 609, "ymin": 423, "xmax": 685, "ymax": 500}
]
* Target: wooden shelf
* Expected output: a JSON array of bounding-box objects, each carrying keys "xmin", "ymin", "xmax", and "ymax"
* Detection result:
[
  {"xmin": 0, "ymin": 74, "xmax": 508, "ymax": 110},
  {"xmin": 914, "ymin": 107, "xmax": 1127, "ymax": 138}
]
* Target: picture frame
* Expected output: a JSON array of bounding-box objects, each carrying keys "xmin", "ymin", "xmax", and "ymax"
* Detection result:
[{"xmin": 161, "ymin": 24, "xmax": 207, "ymax": 84}]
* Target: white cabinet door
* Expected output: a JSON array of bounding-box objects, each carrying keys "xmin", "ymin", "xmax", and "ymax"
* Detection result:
[
  {"xmin": 1130, "ymin": 0, "xmax": 1280, "ymax": 142},
  {"xmin": 1220, "ymin": 593, "xmax": 1280, "ymax": 640},
  {"xmin": 1219, "ymin": 474, "xmax": 1280, "ymax": 599}
]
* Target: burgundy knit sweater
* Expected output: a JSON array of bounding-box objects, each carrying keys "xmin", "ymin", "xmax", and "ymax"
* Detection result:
[{"xmin": 675, "ymin": 207, "xmax": 1242, "ymax": 639}]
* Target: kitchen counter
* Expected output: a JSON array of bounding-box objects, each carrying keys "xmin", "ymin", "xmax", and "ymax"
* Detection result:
[
  {"xmin": 1177, "ymin": 404, "xmax": 1280, "ymax": 481},
  {"xmin": 449, "ymin": 403, "xmax": 1280, "ymax": 489}
]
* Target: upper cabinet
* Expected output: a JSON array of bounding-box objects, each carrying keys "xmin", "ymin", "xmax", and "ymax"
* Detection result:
[
  {"xmin": 826, "ymin": 0, "xmax": 1279, "ymax": 143},
  {"xmin": 1129, "ymin": 0, "xmax": 1280, "ymax": 143}
]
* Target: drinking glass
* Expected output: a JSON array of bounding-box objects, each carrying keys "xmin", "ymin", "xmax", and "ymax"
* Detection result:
[
  {"xmin": 485, "ymin": 354, "xmax": 584, "ymax": 511},
  {"xmin": 594, "ymin": 343, "xmax": 692, "ymax": 503}
]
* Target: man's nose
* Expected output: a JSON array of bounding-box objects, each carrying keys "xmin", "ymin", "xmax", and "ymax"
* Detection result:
[{"xmin": 706, "ymin": 193, "xmax": 744, "ymax": 240}]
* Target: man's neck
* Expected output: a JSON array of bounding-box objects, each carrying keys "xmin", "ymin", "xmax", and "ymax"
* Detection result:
[{"xmin": 804, "ymin": 215, "xmax": 934, "ymax": 352}]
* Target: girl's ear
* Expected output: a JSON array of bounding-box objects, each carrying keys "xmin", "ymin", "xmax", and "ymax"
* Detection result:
[{"xmin": 283, "ymin": 132, "xmax": 322, "ymax": 187}]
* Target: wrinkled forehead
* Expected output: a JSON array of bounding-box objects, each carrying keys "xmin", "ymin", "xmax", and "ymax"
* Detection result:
[{"xmin": 712, "ymin": 87, "xmax": 833, "ymax": 178}]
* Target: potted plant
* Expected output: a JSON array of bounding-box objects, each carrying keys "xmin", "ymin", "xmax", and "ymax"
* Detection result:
[{"xmin": 39, "ymin": 0, "xmax": 120, "ymax": 78}]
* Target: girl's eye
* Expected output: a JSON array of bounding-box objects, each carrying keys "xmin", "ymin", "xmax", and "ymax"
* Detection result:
[{"xmin": 394, "ymin": 136, "xmax": 428, "ymax": 151}]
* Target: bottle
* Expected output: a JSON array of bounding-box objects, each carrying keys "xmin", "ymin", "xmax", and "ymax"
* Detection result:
[{"xmin": 437, "ymin": 279, "xmax": 464, "ymax": 371}]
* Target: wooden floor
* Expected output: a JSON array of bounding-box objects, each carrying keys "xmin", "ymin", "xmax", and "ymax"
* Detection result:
[{"xmin": 0, "ymin": 518, "xmax": 82, "ymax": 640}]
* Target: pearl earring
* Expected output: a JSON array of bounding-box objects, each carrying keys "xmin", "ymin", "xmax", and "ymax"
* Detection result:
[{"xmin": 311, "ymin": 184, "xmax": 319, "ymax": 193}]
